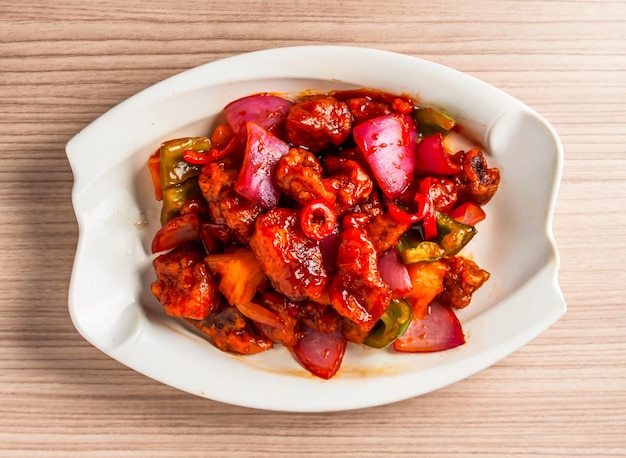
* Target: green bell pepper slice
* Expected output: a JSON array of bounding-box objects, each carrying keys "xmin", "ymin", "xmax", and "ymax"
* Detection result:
[
  {"xmin": 160, "ymin": 179, "xmax": 204, "ymax": 225},
  {"xmin": 158, "ymin": 137, "xmax": 210, "ymax": 224},
  {"xmin": 435, "ymin": 211, "xmax": 476, "ymax": 256},
  {"xmin": 395, "ymin": 211, "xmax": 477, "ymax": 263},
  {"xmin": 159, "ymin": 137, "xmax": 209, "ymax": 188},
  {"xmin": 397, "ymin": 240, "xmax": 445, "ymax": 264},
  {"xmin": 364, "ymin": 299, "xmax": 413, "ymax": 348},
  {"xmin": 415, "ymin": 107, "xmax": 456, "ymax": 137}
]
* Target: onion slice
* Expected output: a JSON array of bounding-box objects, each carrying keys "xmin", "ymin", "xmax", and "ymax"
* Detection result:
[
  {"xmin": 236, "ymin": 302, "xmax": 285, "ymax": 329},
  {"xmin": 393, "ymin": 301, "xmax": 465, "ymax": 352},
  {"xmin": 224, "ymin": 94, "xmax": 293, "ymax": 141},
  {"xmin": 378, "ymin": 249, "xmax": 412, "ymax": 296},
  {"xmin": 292, "ymin": 326, "xmax": 347, "ymax": 379},
  {"xmin": 353, "ymin": 113, "xmax": 417, "ymax": 198},
  {"xmin": 151, "ymin": 213, "xmax": 200, "ymax": 253},
  {"xmin": 235, "ymin": 122, "xmax": 290, "ymax": 208}
]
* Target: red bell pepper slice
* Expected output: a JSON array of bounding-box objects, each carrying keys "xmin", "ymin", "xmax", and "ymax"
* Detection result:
[
  {"xmin": 415, "ymin": 133, "xmax": 460, "ymax": 175},
  {"xmin": 448, "ymin": 202, "xmax": 486, "ymax": 226},
  {"xmin": 388, "ymin": 192, "xmax": 438, "ymax": 240}
]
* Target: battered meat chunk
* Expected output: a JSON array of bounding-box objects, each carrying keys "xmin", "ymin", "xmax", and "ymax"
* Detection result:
[
  {"xmin": 198, "ymin": 160, "xmax": 263, "ymax": 244},
  {"xmin": 364, "ymin": 212, "xmax": 412, "ymax": 255},
  {"xmin": 250, "ymin": 208, "xmax": 328, "ymax": 302},
  {"xmin": 436, "ymin": 256, "xmax": 490, "ymax": 309},
  {"xmin": 455, "ymin": 148, "xmax": 500, "ymax": 205},
  {"xmin": 348, "ymin": 190, "xmax": 384, "ymax": 219},
  {"xmin": 191, "ymin": 305, "xmax": 272, "ymax": 354},
  {"xmin": 345, "ymin": 97, "xmax": 392, "ymax": 126},
  {"xmin": 198, "ymin": 160, "xmax": 236, "ymax": 225},
  {"xmin": 253, "ymin": 291, "xmax": 302, "ymax": 347},
  {"xmin": 274, "ymin": 147, "xmax": 335, "ymax": 205},
  {"xmin": 329, "ymin": 227, "xmax": 391, "ymax": 331},
  {"xmin": 323, "ymin": 156, "xmax": 373, "ymax": 215},
  {"xmin": 284, "ymin": 95, "xmax": 353, "ymax": 153},
  {"xmin": 300, "ymin": 302, "xmax": 341, "ymax": 335},
  {"xmin": 151, "ymin": 243, "xmax": 220, "ymax": 320},
  {"xmin": 219, "ymin": 188, "xmax": 264, "ymax": 244}
]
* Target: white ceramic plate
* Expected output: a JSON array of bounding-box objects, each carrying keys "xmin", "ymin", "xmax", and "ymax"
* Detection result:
[{"xmin": 66, "ymin": 46, "xmax": 565, "ymax": 412}]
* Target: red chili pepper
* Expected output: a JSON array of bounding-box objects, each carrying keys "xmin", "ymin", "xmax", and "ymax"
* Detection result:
[
  {"xmin": 211, "ymin": 123, "xmax": 236, "ymax": 149},
  {"xmin": 183, "ymin": 147, "xmax": 231, "ymax": 165},
  {"xmin": 418, "ymin": 192, "xmax": 438, "ymax": 240},
  {"xmin": 182, "ymin": 125, "xmax": 242, "ymax": 165},
  {"xmin": 210, "ymin": 124, "xmax": 242, "ymax": 157},
  {"xmin": 388, "ymin": 192, "xmax": 432, "ymax": 224},
  {"xmin": 422, "ymin": 210, "xmax": 438, "ymax": 240},
  {"xmin": 388, "ymin": 192, "xmax": 438, "ymax": 240},
  {"xmin": 300, "ymin": 200, "xmax": 337, "ymax": 241},
  {"xmin": 418, "ymin": 176, "xmax": 458, "ymax": 213}
]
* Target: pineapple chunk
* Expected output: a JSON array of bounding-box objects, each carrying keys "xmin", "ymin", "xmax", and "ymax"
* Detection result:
[
  {"xmin": 205, "ymin": 249, "xmax": 266, "ymax": 306},
  {"xmin": 404, "ymin": 261, "xmax": 449, "ymax": 318}
]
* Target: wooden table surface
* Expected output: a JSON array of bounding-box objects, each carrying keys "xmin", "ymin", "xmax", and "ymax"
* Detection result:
[{"xmin": 1, "ymin": 0, "xmax": 625, "ymax": 456}]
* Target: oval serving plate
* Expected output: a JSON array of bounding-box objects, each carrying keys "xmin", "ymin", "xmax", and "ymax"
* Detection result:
[{"xmin": 66, "ymin": 46, "xmax": 565, "ymax": 412}]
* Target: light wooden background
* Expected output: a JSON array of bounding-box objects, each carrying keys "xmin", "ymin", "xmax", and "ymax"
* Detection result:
[{"xmin": 1, "ymin": 0, "xmax": 625, "ymax": 456}]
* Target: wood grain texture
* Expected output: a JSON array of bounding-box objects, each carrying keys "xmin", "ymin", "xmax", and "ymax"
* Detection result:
[{"xmin": 1, "ymin": 0, "xmax": 625, "ymax": 456}]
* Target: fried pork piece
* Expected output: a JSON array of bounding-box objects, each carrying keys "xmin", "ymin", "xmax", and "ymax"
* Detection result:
[
  {"xmin": 198, "ymin": 159, "xmax": 263, "ymax": 244},
  {"xmin": 219, "ymin": 188, "xmax": 264, "ymax": 244},
  {"xmin": 345, "ymin": 97, "xmax": 392, "ymax": 126},
  {"xmin": 284, "ymin": 95, "xmax": 353, "ymax": 153},
  {"xmin": 340, "ymin": 317, "xmax": 370, "ymax": 344},
  {"xmin": 436, "ymin": 256, "xmax": 490, "ymax": 309},
  {"xmin": 364, "ymin": 212, "xmax": 412, "ymax": 254},
  {"xmin": 455, "ymin": 148, "xmax": 500, "ymax": 205},
  {"xmin": 250, "ymin": 208, "xmax": 328, "ymax": 302},
  {"xmin": 198, "ymin": 160, "xmax": 236, "ymax": 224},
  {"xmin": 274, "ymin": 148, "xmax": 335, "ymax": 205},
  {"xmin": 299, "ymin": 301, "xmax": 369, "ymax": 344},
  {"xmin": 349, "ymin": 190, "xmax": 384, "ymax": 218},
  {"xmin": 191, "ymin": 305, "xmax": 273, "ymax": 354},
  {"xmin": 151, "ymin": 243, "xmax": 220, "ymax": 320},
  {"xmin": 254, "ymin": 291, "xmax": 302, "ymax": 347},
  {"xmin": 300, "ymin": 302, "xmax": 341, "ymax": 335},
  {"xmin": 323, "ymin": 156, "xmax": 373, "ymax": 215},
  {"xmin": 329, "ymin": 227, "xmax": 392, "ymax": 332}
]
